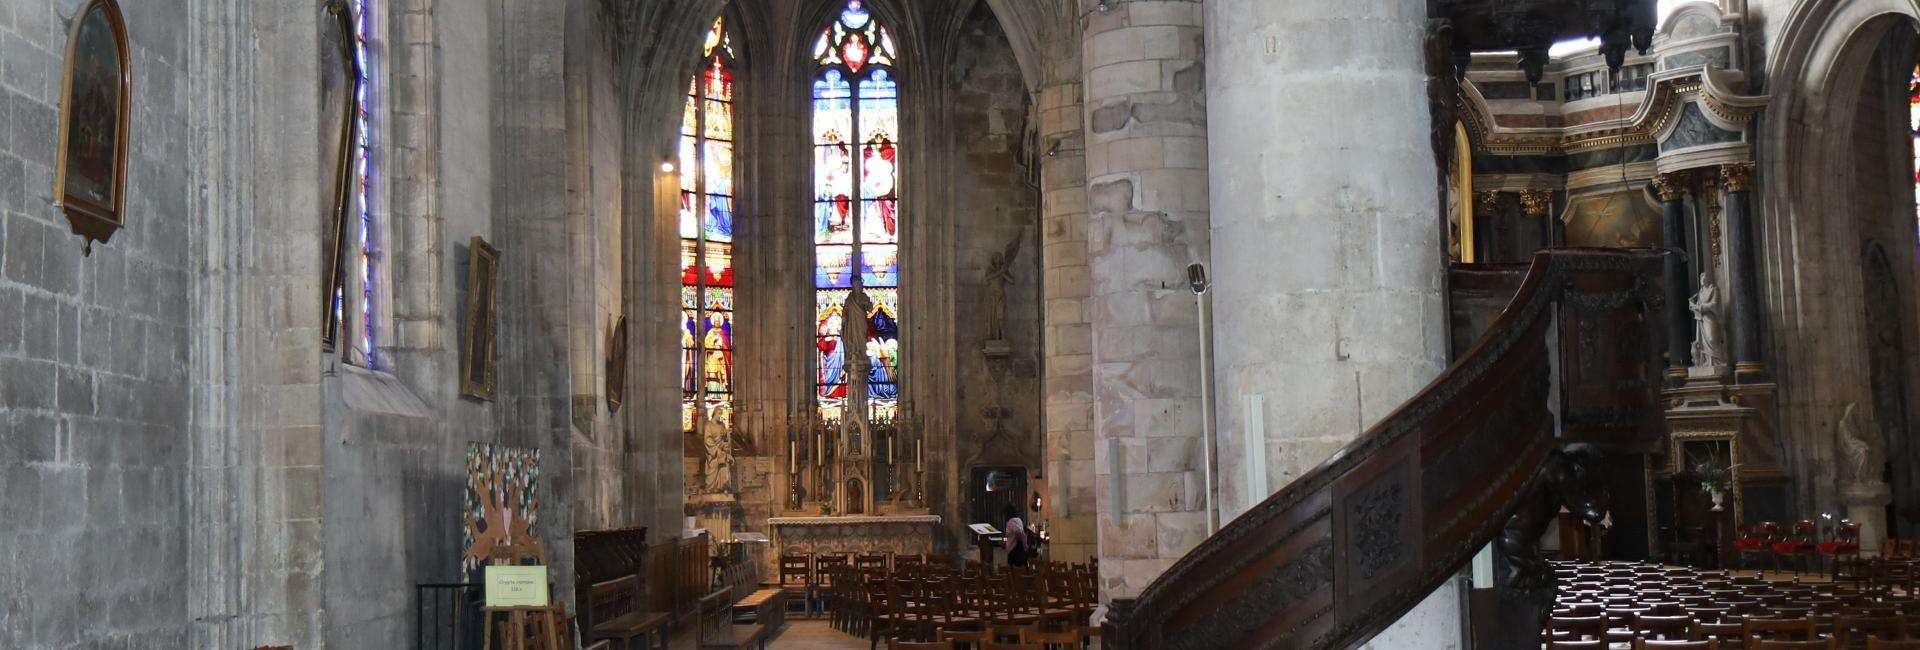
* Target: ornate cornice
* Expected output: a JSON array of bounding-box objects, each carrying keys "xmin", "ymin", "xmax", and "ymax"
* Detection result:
[{"xmin": 1459, "ymin": 68, "xmax": 1767, "ymax": 157}]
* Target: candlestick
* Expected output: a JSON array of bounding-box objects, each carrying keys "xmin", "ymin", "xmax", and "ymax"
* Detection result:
[
  {"xmin": 916, "ymin": 435, "xmax": 924, "ymax": 472},
  {"xmin": 789, "ymin": 438, "xmax": 797, "ymax": 474}
]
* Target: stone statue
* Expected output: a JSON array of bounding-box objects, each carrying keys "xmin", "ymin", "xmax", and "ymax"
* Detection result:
[
  {"xmin": 1688, "ymin": 272, "xmax": 1726, "ymax": 368},
  {"xmin": 842, "ymin": 289, "xmax": 873, "ymax": 453},
  {"xmin": 983, "ymin": 231, "xmax": 1025, "ymax": 342},
  {"xmin": 701, "ymin": 407, "xmax": 734, "ymax": 494},
  {"xmin": 1839, "ymin": 403, "xmax": 1884, "ymax": 487}
]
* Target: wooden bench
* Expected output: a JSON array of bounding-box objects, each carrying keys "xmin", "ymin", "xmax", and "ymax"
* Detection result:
[
  {"xmin": 732, "ymin": 587, "xmax": 786, "ymax": 630},
  {"xmin": 582, "ymin": 574, "xmax": 669, "ymax": 650},
  {"xmin": 698, "ymin": 587, "xmax": 770, "ymax": 650}
]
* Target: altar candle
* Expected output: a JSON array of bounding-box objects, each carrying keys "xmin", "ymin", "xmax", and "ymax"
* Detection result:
[
  {"xmin": 816, "ymin": 432, "xmax": 824, "ymax": 467},
  {"xmin": 888, "ymin": 433, "xmax": 895, "ymax": 465},
  {"xmin": 916, "ymin": 436, "xmax": 924, "ymax": 472},
  {"xmin": 789, "ymin": 439, "xmax": 797, "ymax": 474}
]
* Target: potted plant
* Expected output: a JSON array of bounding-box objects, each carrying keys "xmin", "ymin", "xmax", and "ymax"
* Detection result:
[{"xmin": 1692, "ymin": 455, "xmax": 1740, "ymax": 512}]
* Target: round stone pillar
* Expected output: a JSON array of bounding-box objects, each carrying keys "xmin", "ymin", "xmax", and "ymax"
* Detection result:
[
  {"xmin": 1079, "ymin": 0, "xmax": 1212, "ymax": 603},
  {"xmin": 1204, "ymin": 0, "xmax": 1455, "ymax": 644}
]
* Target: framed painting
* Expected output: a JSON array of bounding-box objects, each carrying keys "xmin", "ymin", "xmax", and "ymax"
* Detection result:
[
  {"xmin": 606, "ymin": 315, "xmax": 628, "ymax": 413},
  {"xmin": 461, "ymin": 237, "xmax": 500, "ymax": 400},
  {"xmin": 319, "ymin": 0, "xmax": 362, "ymax": 353},
  {"xmin": 53, "ymin": 0, "xmax": 132, "ymax": 255}
]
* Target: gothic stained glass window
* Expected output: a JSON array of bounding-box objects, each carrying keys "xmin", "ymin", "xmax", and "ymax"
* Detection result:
[
  {"xmin": 682, "ymin": 16, "xmax": 737, "ymax": 433},
  {"xmin": 1910, "ymin": 65, "xmax": 1919, "ymax": 233},
  {"xmin": 328, "ymin": 0, "xmax": 381, "ymax": 367},
  {"xmin": 813, "ymin": 0, "xmax": 901, "ymax": 426}
]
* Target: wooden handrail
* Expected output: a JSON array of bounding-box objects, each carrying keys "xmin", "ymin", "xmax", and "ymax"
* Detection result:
[{"xmin": 1102, "ymin": 248, "xmax": 1670, "ymax": 649}]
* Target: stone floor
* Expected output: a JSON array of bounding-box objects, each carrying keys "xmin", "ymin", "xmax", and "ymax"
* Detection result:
[{"xmin": 664, "ymin": 619, "xmax": 867, "ymax": 650}]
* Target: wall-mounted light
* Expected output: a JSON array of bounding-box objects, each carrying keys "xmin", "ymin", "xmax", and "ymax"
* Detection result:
[
  {"xmin": 1096, "ymin": 1, "xmax": 1111, "ymax": 13},
  {"xmin": 660, "ymin": 161, "xmax": 676, "ymax": 173},
  {"xmin": 1030, "ymin": 491, "xmax": 1043, "ymax": 512}
]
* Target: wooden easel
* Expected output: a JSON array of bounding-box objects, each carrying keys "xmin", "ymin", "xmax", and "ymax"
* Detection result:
[{"xmin": 481, "ymin": 542, "xmax": 568, "ymax": 650}]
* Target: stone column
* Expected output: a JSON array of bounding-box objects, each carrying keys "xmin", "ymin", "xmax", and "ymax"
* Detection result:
[
  {"xmin": 1039, "ymin": 75, "xmax": 1097, "ymax": 564},
  {"xmin": 1205, "ymin": 0, "xmax": 1453, "ymax": 644},
  {"xmin": 1653, "ymin": 173, "xmax": 1692, "ymax": 379},
  {"xmin": 1079, "ymin": 0, "xmax": 1211, "ymax": 602},
  {"xmin": 1719, "ymin": 162, "xmax": 1764, "ymax": 378}
]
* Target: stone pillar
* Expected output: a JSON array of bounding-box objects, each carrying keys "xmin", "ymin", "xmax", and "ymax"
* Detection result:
[
  {"xmin": 1719, "ymin": 162, "xmax": 1764, "ymax": 378},
  {"xmin": 1205, "ymin": 0, "xmax": 1454, "ymax": 644},
  {"xmin": 1653, "ymin": 173, "xmax": 1692, "ymax": 379},
  {"xmin": 1079, "ymin": 0, "xmax": 1211, "ymax": 602},
  {"xmin": 1039, "ymin": 76, "xmax": 1097, "ymax": 564}
]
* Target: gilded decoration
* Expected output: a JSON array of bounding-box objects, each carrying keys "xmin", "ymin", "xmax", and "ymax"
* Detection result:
[
  {"xmin": 1651, "ymin": 172, "xmax": 1689, "ymax": 202},
  {"xmin": 1719, "ymin": 162, "xmax": 1755, "ymax": 192},
  {"xmin": 1518, "ymin": 189, "xmax": 1555, "ymax": 217}
]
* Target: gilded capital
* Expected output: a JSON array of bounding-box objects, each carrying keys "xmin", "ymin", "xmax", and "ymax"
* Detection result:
[
  {"xmin": 1475, "ymin": 191, "xmax": 1503, "ymax": 216},
  {"xmin": 1720, "ymin": 162, "xmax": 1756, "ymax": 192},
  {"xmin": 1650, "ymin": 173, "xmax": 1689, "ymax": 202},
  {"xmin": 1517, "ymin": 189, "xmax": 1554, "ymax": 217}
]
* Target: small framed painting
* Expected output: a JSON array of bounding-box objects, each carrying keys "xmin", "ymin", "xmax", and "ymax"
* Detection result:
[
  {"xmin": 53, "ymin": 0, "xmax": 133, "ymax": 255},
  {"xmin": 606, "ymin": 315, "xmax": 628, "ymax": 413},
  {"xmin": 461, "ymin": 237, "xmax": 500, "ymax": 400}
]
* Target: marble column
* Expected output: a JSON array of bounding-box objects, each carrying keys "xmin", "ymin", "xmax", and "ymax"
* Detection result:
[
  {"xmin": 1653, "ymin": 173, "xmax": 1692, "ymax": 379},
  {"xmin": 1474, "ymin": 191, "xmax": 1503, "ymax": 262},
  {"xmin": 1720, "ymin": 162, "xmax": 1764, "ymax": 377},
  {"xmin": 1205, "ymin": 0, "xmax": 1453, "ymax": 645},
  {"xmin": 1079, "ymin": 0, "xmax": 1211, "ymax": 602}
]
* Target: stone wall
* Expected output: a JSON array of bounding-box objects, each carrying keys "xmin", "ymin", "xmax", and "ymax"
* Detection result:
[
  {"xmin": 950, "ymin": 2, "xmax": 1045, "ymax": 527},
  {"xmin": 0, "ymin": 0, "xmax": 194, "ymax": 646}
]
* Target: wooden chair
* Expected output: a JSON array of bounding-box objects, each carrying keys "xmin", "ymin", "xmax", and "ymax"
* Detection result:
[
  {"xmin": 1869, "ymin": 639, "xmax": 1920, "ymax": 649},
  {"xmin": 1746, "ymin": 617, "xmax": 1819, "ymax": 643},
  {"xmin": 1774, "ymin": 521, "xmax": 1820, "ymax": 575},
  {"xmin": 938, "ymin": 628, "xmax": 991, "ymax": 650},
  {"xmin": 979, "ymin": 644, "xmax": 1041, "ymax": 650},
  {"xmin": 778, "ymin": 553, "xmax": 813, "ymax": 617},
  {"xmin": 1634, "ymin": 613, "xmax": 1696, "ymax": 640},
  {"xmin": 1751, "ymin": 641, "xmax": 1838, "ymax": 650},
  {"xmin": 1835, "ymin": 614, "xmax": 1909, "ymax": 647},
  {"xmin": 1546, "ymin": 641, "xmax": 1607, "ymax": 649},
  {"xmin": 1546, "ymin": 615, "xmax": 1607, "ymax": 641},
  {"xmin": 1632, "ymin": 641, "xmax": 1718, "ymax": 649},
  {"xmin": 857, "ymin": 553, "xmax": 889, "ymax": 572},
  {"xmin": 1021, "ymin": 627, "xmax": 1080, "ymax": 650},
  {"xmin": 888, "ymin": 642, "xmax": 956, "ymax": 650}
]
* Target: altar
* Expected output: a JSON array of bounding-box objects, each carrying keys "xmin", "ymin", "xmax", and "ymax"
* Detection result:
[{"xmin": 766, "ymin": 514, "xmax": 943, "ymax": 561}]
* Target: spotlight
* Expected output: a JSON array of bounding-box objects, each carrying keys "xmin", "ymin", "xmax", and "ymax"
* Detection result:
[{"xmin": 661, "ymin": 161, "xmax": 676, "ymax": 173}]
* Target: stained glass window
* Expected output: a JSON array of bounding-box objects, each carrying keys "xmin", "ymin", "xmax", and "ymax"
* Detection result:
[
  {"xmin": 1910, "ymin": 65, "xmax": 1919, "ymax": 233},
  {"xmin": 682, "ymin": 17, "xmax": 737, "ymax": 434},
  {"xmin": 330, "ymin": 0, "xmax": 381, "ymax": 368},
  {"xmin": 813, "ymin": 0, "xmax": 901, "ymax": 426}
]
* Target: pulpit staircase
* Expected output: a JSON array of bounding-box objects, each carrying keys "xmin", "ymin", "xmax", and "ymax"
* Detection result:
[{"xmin": 1101, "ymin": 249, "xmax": 1671, "ymax": 649}]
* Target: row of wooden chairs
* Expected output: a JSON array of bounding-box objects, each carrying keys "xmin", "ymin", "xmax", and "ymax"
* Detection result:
[
  {"xmin": 889, "ymin": 622, "xmax": 1097, "ymax": 649},
  {"xmin": 1548, "ymin": 560, "xmax": 1920, "ymax": 649},
  {"xmin": 817, "ymin": 561, "xmax": 1098, "ymax": 649}
]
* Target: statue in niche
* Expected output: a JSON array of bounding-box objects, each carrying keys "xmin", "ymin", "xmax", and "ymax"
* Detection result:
[
  {"xmin": 1839, "ymin": 403, "xmax": 1884, "ymax": 488},
  {"xmin": 983, "ymin": 231, "xmax": 1025, "ymax": 343},
  {"xmin": 1688, "ymin": 272, "xmax": 1726, "ymax": 368},
  {"xmin": 842, "ymin": 289, "xmax": 873, "ymax": 454},
  {"xmin": 701, "ymin": 406, "xmax": 735, "ymax": 495}
]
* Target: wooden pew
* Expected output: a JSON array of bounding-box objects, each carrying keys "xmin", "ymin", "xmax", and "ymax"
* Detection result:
[
  {"xmin": 698, "ymin": 587, "xmax": 770, "ymax": 650},
  {"xmin": 573, "ymin": 527, "xmax": 670, "ymax": 649},
  {"xmin": 582, "ymin": 574, "xmax": 669, "ymax": 650}
]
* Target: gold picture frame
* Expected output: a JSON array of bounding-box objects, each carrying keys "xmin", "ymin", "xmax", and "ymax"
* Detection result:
[
  {"xmin": 52, "ymin": 0, "xmax": 132, "ymax": 255},
  {"xmin": 460, "ymin": 237, "xmax": 500, "ymax": 400},
  {"xmin": 319, "ymin": 0, "xmax": 362, "ymax": 353},
  {"xmin": 1670, "ymin": 429, "xmax": 1743, "ymax": 524},
  {"xmin": 606, "ymin": 315, "xmax": 628, "ymax": 413}
]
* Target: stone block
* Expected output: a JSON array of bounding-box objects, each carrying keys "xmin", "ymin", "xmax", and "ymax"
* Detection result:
[
  {"xmin": 0, "ymin": 283, "xmax": 22, "ymax": 355},
  {"xmin": 0, "ymin": 31, "xmax": 53, "ymax": 103},
  {"xmin": 54, "ymin": 365, "xmax": 91, "ymax": 416},
  {"xmin": 0, "ymin": 354, "xmax": 54, "ymax": 412},
  {"xmin": 6, "ymin": 90, "xmax": 54, "ymax": 168},
  {"xmin": 0, "ymin": 410, "xmax": 56, "ymax": 463}
]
